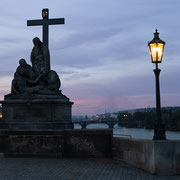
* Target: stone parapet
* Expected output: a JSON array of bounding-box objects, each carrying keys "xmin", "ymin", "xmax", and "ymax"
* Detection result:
[
  {"xmin": 0, "ymin": 129, "xmax": 112, "ymax": 158},
  {"xmin": 112, "ymin": 137, "xmax": 180, "ymax": 175}
]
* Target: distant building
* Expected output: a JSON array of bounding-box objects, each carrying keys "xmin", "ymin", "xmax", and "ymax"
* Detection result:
[{"xmin": 110, "ymin": 113, "xmax": 118, "ymax": 119}]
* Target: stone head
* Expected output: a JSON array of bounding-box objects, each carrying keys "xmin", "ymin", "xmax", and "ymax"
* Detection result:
[
  {"xmin": 33, "ymin": 37, "xmax": 41, "ymax": 46},
  {"xmin": 19, "ymin": 59, "xmax": 27, "ymax": 67}
]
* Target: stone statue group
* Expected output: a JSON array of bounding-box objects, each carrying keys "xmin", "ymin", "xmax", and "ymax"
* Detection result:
[{"xmin": 11, "ymin": 37, "xmax": 61, "ymax": 95}]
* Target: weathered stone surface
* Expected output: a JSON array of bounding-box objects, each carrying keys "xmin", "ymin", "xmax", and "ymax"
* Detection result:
[
  {"xmin": 0, "ymin": 134, "xmax": 64, "ymax": 157},
  {"xmin": 112, "ymin": 138, "xmax": 180, "ymax": 175},
  {"xmin": 0, "ymin": 129, "xmax": 112, "ymax": 158},
  {"xmin": 0, "ymin": 99, "xmax": 73, "ymax": 130},
  {"xmin": 4, "ymin": 91, "xmax": 68, "ymax": 100},
  {"xmin": 64, "ymin": 129, "xmax": 112, "ymax": 157}
]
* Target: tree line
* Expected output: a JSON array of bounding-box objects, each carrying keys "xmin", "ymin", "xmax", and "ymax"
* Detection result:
[{"xmin": 118, "ymin": 109, "xmax": 180, "ymax": 131}]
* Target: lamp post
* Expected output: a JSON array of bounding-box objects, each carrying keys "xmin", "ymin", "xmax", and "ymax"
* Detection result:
[{"xmin": 148, "ymin": 29, "xmax": 166, "ymax": 140}]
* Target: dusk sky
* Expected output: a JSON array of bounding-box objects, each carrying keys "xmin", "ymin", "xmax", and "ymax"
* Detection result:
[{"xmin": 0, "ymin": 0, "xmax": 180, "ymax": 115}]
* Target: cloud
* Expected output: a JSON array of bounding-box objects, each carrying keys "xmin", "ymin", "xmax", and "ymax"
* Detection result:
[{"xmin": 0, "ymin": 0, "xmax": 180, "ymax": 115}]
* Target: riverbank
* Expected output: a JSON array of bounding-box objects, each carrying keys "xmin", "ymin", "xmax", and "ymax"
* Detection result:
[{"xmin": 74, "ymin": 124, "xmax": 180, "ymax": 140}]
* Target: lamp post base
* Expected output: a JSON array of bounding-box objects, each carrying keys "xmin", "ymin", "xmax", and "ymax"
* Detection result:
[{"xmin": 153, "ymin": 124, "xmax": 166, "ymax": 140}]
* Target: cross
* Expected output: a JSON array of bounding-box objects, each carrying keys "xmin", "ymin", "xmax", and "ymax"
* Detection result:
[{"xmin": 27, "ymin": 9, "xmax": 65, "ymax": 47}]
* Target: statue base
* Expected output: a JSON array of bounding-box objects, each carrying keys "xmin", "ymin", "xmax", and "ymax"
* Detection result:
[{"xmin": 0, "ymin": 93, "xmax": 74, "ymax": 130}]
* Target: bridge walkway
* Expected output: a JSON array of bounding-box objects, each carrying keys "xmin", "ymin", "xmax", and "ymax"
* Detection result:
[{"xmin": 0, "ymin": 157, "xmax": 178, "ymax": 179}]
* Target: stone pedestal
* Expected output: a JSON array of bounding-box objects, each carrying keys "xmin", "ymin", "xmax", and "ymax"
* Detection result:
[
  {"xmin": 0, "ymin": 93, "xmax": 74, "ymax": 130},
  {"xmin": 0, "ymin": 93, "xmax": 74, "ymax": 157}
]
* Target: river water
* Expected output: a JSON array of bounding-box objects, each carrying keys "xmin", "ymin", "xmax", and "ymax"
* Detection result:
[{"xmin": 74, "ymin": 124, "xmax": 180, "ymax": 140}]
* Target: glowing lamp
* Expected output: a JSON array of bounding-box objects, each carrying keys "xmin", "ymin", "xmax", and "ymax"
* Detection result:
[{"xmin": 148, "ymin": 29, "xmax": 165, "ymax": 63}]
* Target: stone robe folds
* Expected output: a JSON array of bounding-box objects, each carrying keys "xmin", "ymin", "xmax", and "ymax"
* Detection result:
[{"xmin": 31, "ymin": 42, "xmax": 50, "ymax": 77}]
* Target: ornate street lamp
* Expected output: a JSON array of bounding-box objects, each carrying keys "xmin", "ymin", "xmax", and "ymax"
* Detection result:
[{"xmin": 148, "ymin": 29, "xmax": 166, "ymax": 140}]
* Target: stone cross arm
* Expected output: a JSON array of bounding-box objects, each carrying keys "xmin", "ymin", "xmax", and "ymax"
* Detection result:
[
  {"xmin": 27, "ymin": 18, "xmax": 65, "ymax": 26},
  {"xmin": 27, "ymin": 16, "xmax": 65, "ymax": 47}
]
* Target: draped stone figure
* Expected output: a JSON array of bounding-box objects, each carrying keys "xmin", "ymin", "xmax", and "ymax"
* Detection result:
[{"xmin": 30, "ymin": 37, "xmax": 50, "ymax": 77}]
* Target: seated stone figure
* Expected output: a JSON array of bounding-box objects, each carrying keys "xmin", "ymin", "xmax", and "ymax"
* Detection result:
[
  {"xmin": 11, "ymin": 59, "xmax": 61, "ymax": 96},
  {"xmin": 28, "ymin": 70, "xmax": 61, "ymax": 95},
  {"xmin": 11, "ymin": 59, "xmax": 33, "ymax": 94},
  {"xmin": 46, "ymin": 70, "xmax": 61, "ymax": 91}
]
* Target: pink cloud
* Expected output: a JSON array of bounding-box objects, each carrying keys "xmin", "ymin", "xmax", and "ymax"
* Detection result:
[{"xmin": 71, "ymin": 93, "xmax": 180, "ymax": 116}]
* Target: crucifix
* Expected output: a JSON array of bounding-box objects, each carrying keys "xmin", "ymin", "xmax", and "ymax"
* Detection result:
[{"xmin": 27, "ymin": 9, "xmax": 65, "ymax": 47}]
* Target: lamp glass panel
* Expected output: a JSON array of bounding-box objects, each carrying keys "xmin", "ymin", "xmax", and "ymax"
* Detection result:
[{"xmin": 149, "ymin": 43, "xmax": 164, "ymax": 63}]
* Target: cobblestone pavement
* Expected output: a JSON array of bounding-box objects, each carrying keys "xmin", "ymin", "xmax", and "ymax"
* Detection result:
[{"xmin": 0, "ymin": 158, "xmax": 179, "ymax": 180}]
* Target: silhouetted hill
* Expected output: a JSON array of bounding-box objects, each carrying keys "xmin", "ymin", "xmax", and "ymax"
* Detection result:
[{"xmin": 119, "ymin": 106, "xmax": 180, "ymax": 114}]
